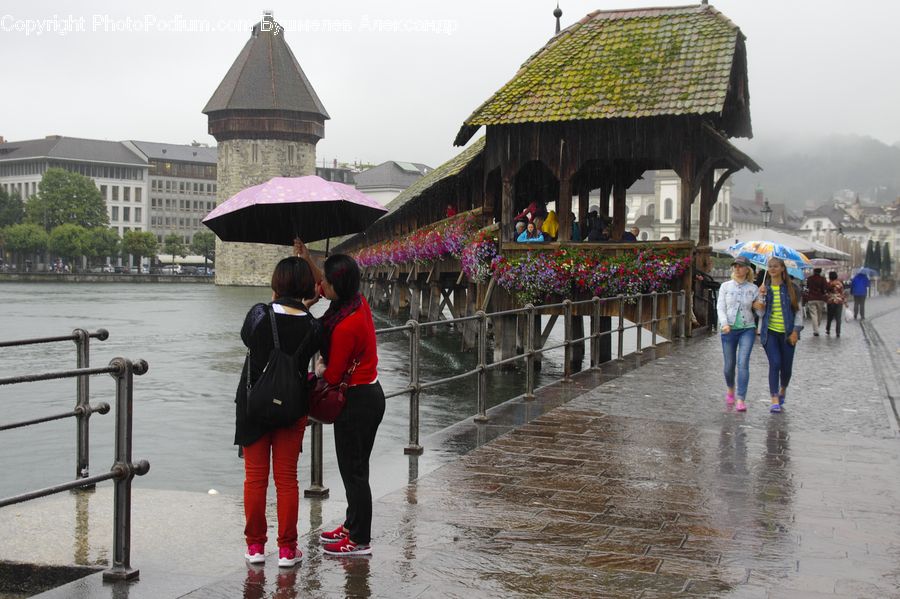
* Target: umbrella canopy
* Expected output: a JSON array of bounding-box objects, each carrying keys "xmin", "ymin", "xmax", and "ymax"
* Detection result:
[
  {"xmin": 712, "ymin": 228, "xmax": 849, "ymax": 260},
  {"xmin": 202, "ymin": 176, "xmax": 387, "ymax": 246},
  {"xmin": 807, "ymin": 258, "xmax": 838, "ymax": 269},
  {"xmin": 853, "ymin": 267, "xmax": 879, "ymax": 278},
  {"xmin": 727, "ymin": 240, "xmax": 812, "ymax": 280}
]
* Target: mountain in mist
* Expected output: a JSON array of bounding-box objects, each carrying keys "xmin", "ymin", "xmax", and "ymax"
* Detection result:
[{"xmin": 730, "ymin": 134, "xmax": 900, "ymax": 209}]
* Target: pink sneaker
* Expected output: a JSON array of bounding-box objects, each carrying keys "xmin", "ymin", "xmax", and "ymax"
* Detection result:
[
  {"xmin": 725, "ymin": 391, "xmax": 735, "ymax": 407},
  {"xmin": 278, "ymin": 546, "xmax": 302, "ymax": 567},
  {"xmin": 320, "ymin": 524, "xmax": 349, "ymax": 543},
  {"xmin": 244, "ymin": 543, "xmax": 265, "ymax": 564},
  {"xmin": 735, "ymin": 399, "xmax": 747, "ymax": 412}
]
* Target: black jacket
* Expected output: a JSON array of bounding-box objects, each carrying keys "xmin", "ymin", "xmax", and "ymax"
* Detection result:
[{"xmin": 234, "ymin": 302, "xmax": 322, "ymax": 446}]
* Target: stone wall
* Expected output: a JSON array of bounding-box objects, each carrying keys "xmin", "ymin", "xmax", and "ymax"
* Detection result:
[{"xmin": 214, "ymin": 139, "xmax": 317, "ymax": 286}]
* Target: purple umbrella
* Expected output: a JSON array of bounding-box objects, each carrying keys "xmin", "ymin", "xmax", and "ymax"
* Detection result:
[{"xmin": 202, "ymin": 176, "xmax": 387, "ymax": 246}]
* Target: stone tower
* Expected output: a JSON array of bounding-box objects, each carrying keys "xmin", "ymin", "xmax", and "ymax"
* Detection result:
[{"xmin": 203, "ymin": 12, "xmax": 329, "ymax": 286}]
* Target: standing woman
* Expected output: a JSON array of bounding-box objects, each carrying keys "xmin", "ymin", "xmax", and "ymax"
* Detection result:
[
  {"xmin": 824, "ymin": 271, "xmax": 845, "ymax": 337},
  {"xmin": 753, "ymin": 257, "xmax": 804, "ymax": 414},
  {"xmin": 716, "ymin": 256, "xmax": 759, "ymax": 412},
  {"xmin": 314, "ymin": 254, "xmax": 385, "ymax": 556},
  {"xmin": 236, "ymin": 256, "xmax": 321, "ymax": 567}
]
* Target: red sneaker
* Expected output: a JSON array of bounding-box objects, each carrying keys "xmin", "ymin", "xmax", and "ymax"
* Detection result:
[
  {"xmin": 319, "ymin": 524, "xmax": 348, "ymax": 543},
  {"xmin": 323, "ymin": 537, "xmax": 371, "ymax": 556},
  {"xmin": 244, "ymin": 543, "xmax": 265, "ymax": 564},
  {"xmin": 278, "ymin": 546, "xmax": 302, "ymax": 567}
]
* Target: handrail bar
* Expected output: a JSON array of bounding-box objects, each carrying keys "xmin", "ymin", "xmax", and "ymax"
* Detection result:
[
  {"xmin": 0, "ymin": 402, "xmax": 110, "ymax": 432},
  {"xmin": 0, "ymin": 329, "xmax": 109, "ymax": 348},
  {"xmin": 0, "ymin": 471, "xmax": 120, "ymax": 508},
  {"xmin": 0, "ymin": 365, "xmax": 120, "ymax": 386}
]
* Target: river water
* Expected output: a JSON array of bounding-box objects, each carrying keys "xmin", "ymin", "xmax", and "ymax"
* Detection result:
[{"xmin": 0, "ymin": 282, "xmax": 589, "ymax": 499}]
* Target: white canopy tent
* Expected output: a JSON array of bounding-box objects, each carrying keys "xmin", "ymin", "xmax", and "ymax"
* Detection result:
[{"xmin": 712, "ymin": 228, "xmax": 850, "ymax": 260}]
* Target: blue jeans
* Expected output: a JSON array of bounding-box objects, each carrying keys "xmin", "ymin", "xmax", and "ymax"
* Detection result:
[
  {"xmin": 721, "ymin": 327, "xmax": 755, "ymax": 399},
  {"xmin": 762, "ymin": 331, "xmax": 796, "ymax": 397}
]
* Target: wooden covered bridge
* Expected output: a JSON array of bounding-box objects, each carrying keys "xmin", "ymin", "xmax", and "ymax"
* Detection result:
[{"xmin": 334, "ymin": 3, "xmax": 760, "ymax": 367}]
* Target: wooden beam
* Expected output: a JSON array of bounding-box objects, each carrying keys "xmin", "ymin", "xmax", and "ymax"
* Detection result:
[
  {"xmin": 678, "ymin": 151, "xmax": 696, "ymax": 240},
  {"xmin": 501, "ymin": 171, "xmax": 515, "ymax": 243},
  {"xmin": 698, "ymin": 169, "xmax": 714, "ymax": 247},
  {"xmin": 558, "ymin": 171, "xmax": 573, "ymax": 242},
  {"xmin": 612, "ymin": 179, "xmax": 627, "ymax": 240}
]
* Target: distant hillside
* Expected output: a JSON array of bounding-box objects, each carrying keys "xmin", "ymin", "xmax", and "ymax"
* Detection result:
[{"xmin": 731, "ymin": 134, "xmax": 900, "ymax": 209}]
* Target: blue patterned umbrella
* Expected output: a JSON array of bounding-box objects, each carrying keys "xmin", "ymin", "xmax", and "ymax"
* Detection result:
[{"xmin": 727, "ymin": 240, "xmax": 812, "ymax": 280}]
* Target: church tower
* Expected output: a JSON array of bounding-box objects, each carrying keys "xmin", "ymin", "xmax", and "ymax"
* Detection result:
[{"xmin": 203, "ymin": 12, "xmax": 329, "ymax": 285}]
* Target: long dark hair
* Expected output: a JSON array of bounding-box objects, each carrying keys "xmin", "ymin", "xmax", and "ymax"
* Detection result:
[
  {"xmin": 323, "ymin": 254, "xmax": 361, "ymax": 302},
  {"xmin": 767, "ymin": 257, "xmax": 799, "ymax": 311}
]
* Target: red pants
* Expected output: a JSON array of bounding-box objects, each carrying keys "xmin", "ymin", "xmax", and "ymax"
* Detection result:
[{"xmin": 243, "ymin": 418, "xmax": 307, "ymax": 548}]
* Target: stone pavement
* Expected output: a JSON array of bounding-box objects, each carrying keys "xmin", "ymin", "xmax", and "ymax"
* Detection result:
[{"xmin": 36, "ymin": 297, "xmax": 900, "ymax": 598}]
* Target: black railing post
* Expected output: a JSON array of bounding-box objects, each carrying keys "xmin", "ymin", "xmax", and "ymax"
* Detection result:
[
  {"xmin": 103, "ymin": 357, "xmax": 150, "ymax": 583},
  {"xmin": 404, "ymin": 321, "xmax": 423, "ymax": 455},
  {"xmin": 635, "ymin": 294, "xmax": 644, "ymax": 355},
  {"xmin": 73, "ymin": 329, "xmax": 92, "ymax": 486},
  {"xmin": 590, "ymin": 297, "xmax": 601, "ymax": 368},
  {"xmin": 474, "ymin": 311, "xmax": 488, "ymax": 422},
  {"xmin": 563, "ymin": 299, "xmax": 573, "ymax": 381},
  {"xmin": 616, "ymin": 295, "xmax": 625, "ymax": 360},
  {"xmin": 525, "ymin": 304, "xmax": 536, "ymax": 399},
  {"xmin": 651, "ymin": 292, "xmax": 659, "ymax": 347},
  {"xmin": 305, "ymin": 422, "xmax": 328, "ymax": 498}
]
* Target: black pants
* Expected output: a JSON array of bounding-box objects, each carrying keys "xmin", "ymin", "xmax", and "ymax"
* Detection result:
[
  {"xmin": 826, "ymin": 303, "xmax": 842, "ymax": 336},
  {"xmin": 333, "ymin": 381, "xmax": 385, "ymax": 545},
  {"xmin": 853, "ymin": 295, "xmax": 866, "ymax": 319}
]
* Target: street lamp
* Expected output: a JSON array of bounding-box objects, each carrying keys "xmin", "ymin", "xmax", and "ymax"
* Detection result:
[{"xmin": 761, "ymin": 200, "xmax": 773, "ymax": 229}]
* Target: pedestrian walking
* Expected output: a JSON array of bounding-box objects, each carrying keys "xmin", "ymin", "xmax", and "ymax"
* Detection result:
[
  {"xmin": 850, "ymin": 271, "xmax": 870, "ymax": 319},
  {"xmin": 314, "ymin": 254, "xmax": 385, "ymax": 557},
  {"xmin": 754, "ymin": 257, "xmax": 804, "ymax": 414},
  {"xmin": 825, "ymin": 271, "xmax": 845, "ymax": 337},
  {"xmin": 716, "ymin": 256, "xmax": 759, "ymax": 412},
  {"xmin": 236, "ymin": 256, "xmax": 322, "ymax": 568},
  {"xmin": 804, "ymin": 268, "xmax": 828, "ymax": 336}
]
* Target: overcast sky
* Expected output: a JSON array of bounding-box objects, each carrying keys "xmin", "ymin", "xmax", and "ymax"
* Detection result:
[{"xmin": 2, "ymin": 0, "xmax": 898, "ymax": 170}]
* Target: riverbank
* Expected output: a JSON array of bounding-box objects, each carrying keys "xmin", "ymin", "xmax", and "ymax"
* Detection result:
[{"xmin": 0, "ymin": 273, "xmax": 212, "ymax": 284}]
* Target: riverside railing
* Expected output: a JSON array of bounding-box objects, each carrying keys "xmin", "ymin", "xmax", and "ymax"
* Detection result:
[
  {"xmin": 305, "ymin": 290, "xmax": 685, "ymax": 495},
  {"xmin": 0, "ymin": 330, "xmax": 150, "ymax": 582}
]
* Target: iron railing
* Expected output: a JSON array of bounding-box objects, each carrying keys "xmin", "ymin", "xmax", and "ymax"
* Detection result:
[
  {"xmin": 0, "ymin": 330, "xmax": 150, "ymax": 581},
  {"xmin": 304, "ymin": 290, "xmax": 686, "ymax": 496}
]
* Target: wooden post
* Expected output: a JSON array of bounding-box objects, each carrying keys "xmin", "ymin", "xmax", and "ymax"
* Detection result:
[
  {"xmin": 599, "ymin": 180, "xmax": 612, "ymax": 218},
  {"xmin": 571, "ymin": 316, "xmax": 585, "ymax": 371},
  {"xmin": 578, "ymin": 186, "xmax": 589, "ymax": 240},
  {"xmin": 501, "ymin": 170, "xmax": 515, "ymax": 243},
  {"xmin": 409, "ymin": 280, "xmax": 421, "ymax": 322},
  {"xmin": 461, "ymin": 283, "xmax": 478, "ymax": 349},
  {"xmin": 612, "ymin": 180, "xmax": 627, "ymax": 240},
  {"xmin": 679, "ymin": 152, "xmax": 695, "ymax": 241},
  {"xmin": 698, "ymin": 169, "xmax": 714, "ymax": 248},
  {"xmin": 493, "ymin": 315, "xmax": 518, "ymax": 370},
  {"xmin": 557, "ymin": 171, "xmax": 573, "ymax": 242}
]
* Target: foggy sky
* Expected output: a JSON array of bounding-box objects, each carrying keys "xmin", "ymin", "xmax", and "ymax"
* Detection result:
[{"xmin": 1, "ymin": 0, "xmax": 898, "ymax": 171}]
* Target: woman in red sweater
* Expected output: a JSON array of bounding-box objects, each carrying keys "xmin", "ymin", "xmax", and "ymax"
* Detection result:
[{"xmin": 314, "ymin": 253, "xmax": 384, "ymax": 556}]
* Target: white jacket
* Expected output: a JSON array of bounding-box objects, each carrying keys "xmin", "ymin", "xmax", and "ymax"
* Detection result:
[{"xmin": 717, "ymin": 279, "xmax": 758, "ymax": 328}]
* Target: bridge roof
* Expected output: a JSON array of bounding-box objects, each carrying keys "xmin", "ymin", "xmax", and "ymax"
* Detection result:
[{"xmin": 455, "ymin": 4, "xmax": 750, "ymax": 145}]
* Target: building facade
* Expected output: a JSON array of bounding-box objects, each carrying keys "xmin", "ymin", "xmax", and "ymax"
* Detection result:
[{"xmin": 353, "ymin": 161, "xmax": 432, "ymax": 206}]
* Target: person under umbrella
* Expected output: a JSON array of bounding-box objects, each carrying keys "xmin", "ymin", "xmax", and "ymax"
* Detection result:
[
  {"xmin": 716, "ymin": 256, "xmax": 759, "ymax": 412},
  {"xmin": 753, "ymin": 257, "xmax": 804, "ymax": 414}
]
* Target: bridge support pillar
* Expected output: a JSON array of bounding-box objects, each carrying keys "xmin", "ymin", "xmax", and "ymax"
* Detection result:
[
  {"xmin": 590, "ymin": 315, "xmax": 612, "ymax": 367},
  {"xmin": 493, "ymin": 315, "xmax": 518, "ymax": 371},
  {"xmin": 571, "ymin": 316, "xmax": 585, "ymax": 372}
]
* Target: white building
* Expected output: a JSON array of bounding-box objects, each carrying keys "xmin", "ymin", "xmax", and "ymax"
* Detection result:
[
  {"xmin": 353, "ymin": 161, "xmax": 432, "ymax": 206},
  {"xmin": 0, "ymin": 135, "xmax": 148, "ymax": 237}
]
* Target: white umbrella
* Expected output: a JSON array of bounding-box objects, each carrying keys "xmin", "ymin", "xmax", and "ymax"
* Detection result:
[{"xmin": 712, "ymin": 228, "xmax": 849, "ymax": 260}]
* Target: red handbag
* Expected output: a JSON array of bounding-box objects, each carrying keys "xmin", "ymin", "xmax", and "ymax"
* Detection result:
[{"xmin": 308, "ymin": 359, "xmax": 359, "ymax": 424}]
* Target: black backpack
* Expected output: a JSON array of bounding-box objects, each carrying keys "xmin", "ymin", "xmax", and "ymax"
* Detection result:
[{"xmin": 245, "ymin": 305, "xmax": 315, "ymax": 428}]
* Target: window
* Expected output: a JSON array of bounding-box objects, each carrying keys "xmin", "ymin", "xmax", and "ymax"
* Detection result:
[
  {"xmin": 100, "ymin": 185, "xmax": 107, "ymax": 199},
  {"xmin": 111, "ymin": 206, "xmax": 119, "ymax": 220},
  {"xmin": 135, "ymin": 188, "xmax": 142, "ymax": 203},
  {"xmin": 664, "ymin": 198, "xmax": 673, "ymax": 220},
  {"xmin": 123, "ymin": 207, "xmax": 130, "ymax": 222},
  {"xmin": 112, "ymin": 186, "xmax": 119, "ymax": 201},
  {"xmin": 252, "ymin": 143, "xmax": 259, "ymax": 164},
  {"xmin": 646, "ymin": 204, "xmax": 655, "ymax": 219},
  {"xmin": 288, "ymin": 145, "xmax": 295, "ymax": 165},
  {"xmin": 123, "ymin": 187, "xmax": 130, "ymax": 202},
  {"xmin": 135, "ymin": 207, "xmax": 142, "ymax": 222}
]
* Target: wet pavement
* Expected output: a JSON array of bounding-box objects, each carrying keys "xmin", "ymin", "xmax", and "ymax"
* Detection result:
[{"xmin": 30, "ymin": 297, "xmax": 900, "ymax": 597}]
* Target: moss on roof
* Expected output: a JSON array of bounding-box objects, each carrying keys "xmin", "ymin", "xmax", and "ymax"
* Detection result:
[{"xmin": 457, "ymin": 5, "xmax": 742, "ymax": 143}]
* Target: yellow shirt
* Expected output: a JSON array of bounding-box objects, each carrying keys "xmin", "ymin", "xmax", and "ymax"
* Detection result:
[{"xmin": 768, "ymin": 284, "xmax": 785, "ymax": 333}]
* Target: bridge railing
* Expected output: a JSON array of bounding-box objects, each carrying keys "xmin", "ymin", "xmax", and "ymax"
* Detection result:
[
  {"xmin": 305, "ymin": 290, "xmax": 686, "ymax": 495},
  {"xmin": 0, "ymin": 330, "xmax": 150, "ymax": 582}
]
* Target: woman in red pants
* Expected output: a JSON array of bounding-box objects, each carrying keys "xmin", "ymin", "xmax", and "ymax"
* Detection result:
[{"xmin": 235, "ymin": 256, "xmax": 321, "ymax": 567}]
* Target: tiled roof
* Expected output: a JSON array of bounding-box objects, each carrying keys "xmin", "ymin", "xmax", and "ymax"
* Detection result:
[
  {"xmin": 354, "ymin": 161, "xmax": 432, "ymax": 191},
  {"xmin": 203, "ymin": 14, "xmax": 329, "ymax": 118},
  {"xmin": 456, "ymin": 5, "xmax": 746, "ymax": 145},
  {"xmin": 0, "ymin": 136, "xmax": 146, "ymax": 165},
  {"xmin": 128, "ymin": 141, "xmax": 217, "ymax": 164}
]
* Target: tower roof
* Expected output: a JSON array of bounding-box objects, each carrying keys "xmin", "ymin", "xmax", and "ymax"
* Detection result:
[{"xmin": 203, "ymin": 13, "xmax": 329, "ymax": 119}]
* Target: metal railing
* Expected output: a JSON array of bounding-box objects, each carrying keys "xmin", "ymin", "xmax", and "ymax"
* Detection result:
[
  {"xmin": 0, "ymin": 330, "xmax": 150, "ymax": 582},
  {"xmin": 305, "ymin": 290, "xmax": 686, "ymax": 495}
]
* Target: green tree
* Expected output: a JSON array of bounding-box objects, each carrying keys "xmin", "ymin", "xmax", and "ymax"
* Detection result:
[
  {"xmin": 163, "ymin": 233, "xmax": 187, "ymax": 267},
  {"xmin": 190, "ymin": 230, "xmax": 216, "ymax": 270},
  {"xmin": 3, "ymin": 223, "xmax": 48, "ymax": 270},
  {"xmin": 122, "ymin": 231, "xmax": 158, "ymax": 270},
  {"xmin": 25, "ymin": 168, "xmax": 108, "ymax": 231},
  {"xmin": 80, "ymin": 227, "xmax": 120, "ymax": 268},
  {"xmin": 48, "ymin": 224, "xmax": 87, "ymax": 271},
  {"xmin": 0, "ymin": 188, "xmax": 24, "ymax": 227},
  {"xmin": 882, "ymin": 242, "xmax": 892, "ymax": 278}
]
